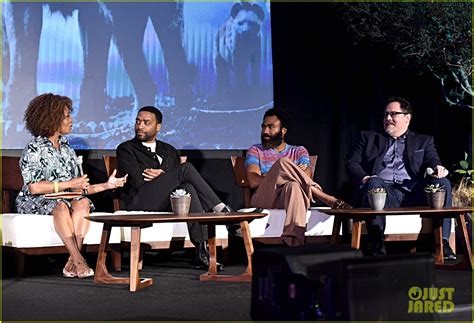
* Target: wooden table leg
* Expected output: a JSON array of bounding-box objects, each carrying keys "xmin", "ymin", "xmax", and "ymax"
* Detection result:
[
  {"xmin": 351, "ymin": 219, "xmax": 362, "ymax": 249},
  {"xmin": 200, "ymin": 221, "xmax": 252, "ymax": 282},
  {"xmin": 432, "ymin": 217, "xmax": 444, "ymax": 265},
  {"xmin": 129, "ymin": 226, "xmax": 153, "ymax": 292},
  {"xmin": 240, "ymin": 220, "xmax": 253, "ymax": 278},
  {"xmin": 454, "ymin": 213, "xmax": 472, "ymax": 270},
  {"xmin": 331, "ymin": 216, "xmax": 342, "ymax": 245},
  {"xmin": 208, "ymin": 224, "xmax": 217, "ymax": 275},
  {"xmin": 93, "ymin": 225, "xmax": 152, "ymax": 292},
  {"xmin": 94, "ymin": 224, "xmax": 130, "ymax": 285}
]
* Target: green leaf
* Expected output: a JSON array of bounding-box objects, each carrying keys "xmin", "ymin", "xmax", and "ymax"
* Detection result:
[{"xmin": 460, "ymin": 160, "xmax": 469, "ymax": 170}]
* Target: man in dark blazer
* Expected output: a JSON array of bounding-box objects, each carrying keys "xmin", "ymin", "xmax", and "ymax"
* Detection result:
[
  {"xmin": 346, "ymin": 97, "xmax": 455, "ymax": 258},
  {"xmin": 116, "ymin": 106, "xmax": 233, "ymax": 270}
]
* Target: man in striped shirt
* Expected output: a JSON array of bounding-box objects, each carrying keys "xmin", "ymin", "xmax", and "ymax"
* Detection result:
[{"xmin": 245, "ymin": 108, "xmax": 350, "ymax": 247}]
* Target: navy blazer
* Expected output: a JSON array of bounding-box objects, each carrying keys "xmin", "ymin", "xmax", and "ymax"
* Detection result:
[{"xmin": 346, "ymin": 130, "xmax": 441, "ymax": 185}]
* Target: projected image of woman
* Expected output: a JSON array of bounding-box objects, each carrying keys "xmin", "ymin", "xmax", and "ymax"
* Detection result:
[{"xmin": 16, "ymin": 93, "xmax": 128, "ymax": 279}]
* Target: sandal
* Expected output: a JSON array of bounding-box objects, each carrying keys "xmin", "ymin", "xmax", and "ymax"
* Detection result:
[
  {"xmin": 62, "ymin": 259, "xmax": 76, "ymax": 278},
  {"xmin": 332, "ymin": 199, "xmax": 353, "ymax": 209},
  {"xmin": 74, "ymin": 260, "xmax": 94, "ymax": 278}
]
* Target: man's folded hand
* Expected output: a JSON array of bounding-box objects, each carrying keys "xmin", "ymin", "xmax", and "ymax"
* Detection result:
[{"xmin": 142, "ymin": 168, "xmax": 165, "ymax": 181}]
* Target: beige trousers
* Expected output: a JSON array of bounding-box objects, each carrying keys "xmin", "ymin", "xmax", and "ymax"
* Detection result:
[{"xmin": 251, "ymin": 157, "xmax": 316, "ymax": 246}]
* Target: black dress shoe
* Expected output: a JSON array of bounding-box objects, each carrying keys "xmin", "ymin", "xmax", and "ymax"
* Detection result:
[
  {"xmin": 443, "ymin": 242, "xmax": 456, "ymax": 260},
  {"xmin": 195, "ymin": 241, "xmax": 224, "ymax": 271},
  {"xmin": 227, "ymin": 224, "xmax": 242, "ymax": 238},
  {"xmin": 220, "ymin": 205, "xmax": 240, "ymax": 237},
  {"xmin": 364, "ymin": 243, "xmax": 387, "ymax": 257}
]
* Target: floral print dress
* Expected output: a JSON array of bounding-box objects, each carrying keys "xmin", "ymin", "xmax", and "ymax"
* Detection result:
[{"xmin": 15, "ymin": 136, "xmax": 94, "ymax": 215}]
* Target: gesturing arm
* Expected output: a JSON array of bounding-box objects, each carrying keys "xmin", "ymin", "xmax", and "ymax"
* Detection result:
[
  {"xmin": 27, "ymin": 176, "xmax": 90, "ymax": 195},
  {"xmin": 87, "ymin": 169, "xmax": 128, "ymax": 194},
  {"xmin": 20, "ymin": 144, "xmax": 91, "ymax": 195}
]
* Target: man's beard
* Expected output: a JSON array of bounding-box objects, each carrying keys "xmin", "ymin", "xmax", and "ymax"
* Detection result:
[
  {"xmin": 135, "ymin": 131, "xmax": 155, "ymax": 142},
  {"xmin": 261, "ymin": 131, "xmax": 283, "ymax": 149}
]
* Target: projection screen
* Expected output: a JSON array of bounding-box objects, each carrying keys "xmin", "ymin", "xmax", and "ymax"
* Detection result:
[{"xmin": 2, "ymin": 1, "xmax": 273, "ymax": 149}]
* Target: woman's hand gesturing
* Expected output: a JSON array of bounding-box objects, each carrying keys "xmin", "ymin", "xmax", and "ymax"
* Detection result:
[
  {"xmin": 107, "ymin": 169, "xmax": 128, "ymax": 189},
  {"xmin": 69, "ymin": 175, "xmax": 90, "ymax": 191}
]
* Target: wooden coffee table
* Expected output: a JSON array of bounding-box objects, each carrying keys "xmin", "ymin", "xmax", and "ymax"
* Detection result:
[
  {"xmin": 86, "ymin": 211, "xmax": 266, "ymax": 292},
  {"xmin": 320, "ymin": 207, "xmax": 472, "ymax": 269}
]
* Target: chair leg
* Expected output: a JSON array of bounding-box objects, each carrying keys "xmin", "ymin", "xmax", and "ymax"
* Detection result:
[
  {"xmin": 138, "ymin": 247, "xmax": 144, "ymax": 270},
  {"xmin": 110, "ymin": 246, "xmax": 122, "ymax": 272},
  {"xmin": 221, "ymin": 242, "xmax": 229, "ymax": 265},
  {"xmin": 331, "ymin": 216, "xmax": 342, "ymax": 244},
  {"xmin": 15, "ymin": 252, "xmax": 26, "ymax": 277}
]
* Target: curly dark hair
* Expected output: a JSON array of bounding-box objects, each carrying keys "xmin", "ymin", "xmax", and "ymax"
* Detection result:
[{"xmin": 24, "ymin": 93, "xmax": 73, "ymax": 137}]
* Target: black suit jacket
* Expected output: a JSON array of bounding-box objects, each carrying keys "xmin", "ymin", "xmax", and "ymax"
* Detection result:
[
  {"xmin": 346, "ymin": 130, "xmax": 441, "ymax": 185},
  {"xmin": 116, "ymin": 137, "xmax": 180, "ymax": 206}
]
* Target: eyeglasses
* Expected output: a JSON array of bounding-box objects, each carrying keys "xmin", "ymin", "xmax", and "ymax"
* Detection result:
[{"xmin": 384, "ymin": 111, "xmax": 409, "ymax": 118}]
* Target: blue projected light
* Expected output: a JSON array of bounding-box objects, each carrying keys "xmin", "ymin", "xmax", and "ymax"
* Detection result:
[{"xmin": 2, "ymin": 1, "xmax": 273, "ymax": 149}]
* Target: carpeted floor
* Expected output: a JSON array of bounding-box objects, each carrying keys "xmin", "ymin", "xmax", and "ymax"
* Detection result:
[
  {"xmin": 3, "ymin": 250, "xmax": 253, "ymax": 321},
  {"xmin": 2, "ymin": 247, "xmax": 472, "ymax": 321}
]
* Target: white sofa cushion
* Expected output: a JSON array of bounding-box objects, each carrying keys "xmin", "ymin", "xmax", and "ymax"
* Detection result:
[
  {"xmin": 240, "ymin": 207, "xmax": 336, "ymax": 238},
  {"xmin": 239, "ymin": 207, "xmax": 455, "ymax": 237},
  {"xmin": 114, "ymin": 211, "xmax": 229, "ymax": 243},
  {"xmin": 2, "ymin": 212, "xmax": 121, "ymax": 248}
]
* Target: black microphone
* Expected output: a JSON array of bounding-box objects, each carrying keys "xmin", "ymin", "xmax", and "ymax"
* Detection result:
[{"xmin": 76, "ymin": 156, "xmax": 88, "ymax": 194}]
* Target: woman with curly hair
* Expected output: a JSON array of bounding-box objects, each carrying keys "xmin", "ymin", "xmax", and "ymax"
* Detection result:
[{"xmin": 16, "ymin": 93, "xmax": 128, "ymax": 278}]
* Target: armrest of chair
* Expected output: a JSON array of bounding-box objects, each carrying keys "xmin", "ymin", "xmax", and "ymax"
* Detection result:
[
  {"xmin": 230, "ymin": 156, "xmax": 252, "ymax": 207},
  {"xmin": 2, "ymin": 156, "xmax": 22, "ymax": 213},
  {"xmin": 102, "ymin": 155, "xmax": 121, "ymax": 212}
]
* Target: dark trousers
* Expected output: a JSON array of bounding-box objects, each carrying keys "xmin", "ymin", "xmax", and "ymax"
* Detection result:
[
  {"xmin": 357, "ymin": 177, "xmax": 453, "ymax": 247},
  {"xmin": 127, "ymin": 163, "xmax": 222, "ymax": 245}
]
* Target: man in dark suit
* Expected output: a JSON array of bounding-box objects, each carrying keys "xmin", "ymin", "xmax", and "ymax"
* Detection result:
[
  {"xmin": 116, "ymin": 106, "xmax": 232, "ymax": 270},
  {"xmin": 346, "ymin": 97, "xmax": 455, "ymax": 258}
]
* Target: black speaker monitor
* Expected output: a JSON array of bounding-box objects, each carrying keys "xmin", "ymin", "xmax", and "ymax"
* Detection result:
[
  {"xmin": 251, "ymin": 245, "xmax": 435, "ymax": 321},
  {"xmin": 251, "ymin": 245, "xmax": 362, "ymax": 320}
]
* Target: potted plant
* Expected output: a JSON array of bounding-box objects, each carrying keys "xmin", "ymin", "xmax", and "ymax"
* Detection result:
[
  {"xmin": 452, "ymin": 152, "xmax": 473, "ymax": 207},
  {"xmin": 367, "ymin": 187, "xmax": 387, "ymax": 210},
  {"xmin": 424, "ymin": 183, "xmax": 446, "ymax": 209},
  {"xmin": 170, "ymin": 189, "xmax": 191, "ymax": 215},
  {"xmin": 452, "ymin": 152, "xmax": 472, "ymax": 244}
]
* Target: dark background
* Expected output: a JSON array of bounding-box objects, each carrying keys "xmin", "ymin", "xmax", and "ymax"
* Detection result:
[
  {"xmin": 7, "ymin": 2, "xmax": 471, "ymax": 212},
  {"xmin": 271, "ymin": 3, "xmax": 470, "ymax": 195}
]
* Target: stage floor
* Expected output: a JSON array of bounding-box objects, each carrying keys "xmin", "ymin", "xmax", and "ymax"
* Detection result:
[{"xmin": 2, "ymin": 248, "xmax": 472, "ymax": 321}]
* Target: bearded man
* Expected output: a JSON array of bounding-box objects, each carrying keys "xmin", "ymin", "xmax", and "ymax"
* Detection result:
[
  {"xmin": 346, "ymin": 97, "xmax": 455, "ymax": 258},
  {"xmin": 116, "ymin": 106, "xmax": 233, "ymax": 270},
  {"xmin": 245, "ymin": 108, "xmax": 350, "ymax": 247}
]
